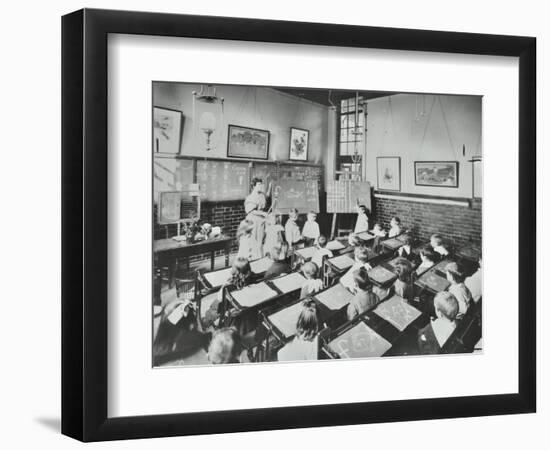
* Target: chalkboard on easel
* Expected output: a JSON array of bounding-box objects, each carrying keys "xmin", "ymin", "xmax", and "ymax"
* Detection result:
[
  {"xmin": 326, "ymin": 180, "xmax": 371, "ymax": 213},
  {"xmin": 272, "ymin": 179, "xmax": 319, "ymax": 214}
]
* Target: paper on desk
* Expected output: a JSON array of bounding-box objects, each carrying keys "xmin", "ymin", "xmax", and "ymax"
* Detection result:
[
  {"xmin": 383, "ymin": 238, "xmax": 404, "ymax": 250},
  {"xmin": 166, "ymin": 302, "xmax": 193, "ymax": 325},
  {"xmin": 315, "ymin": 283, "xmax": 353, "ymax": 310},
  {"xmin": 368, "ymin": 265, "xmax": 396, "ymax": 285},
  {"xmin": 328, "ymin": 254, "xmax": 354, "ymax": 270},
  {"xmin": 295, "ymin": 246, "xmax": 317, "ymax": 260},
  {"xmin": 356, "ymin": 232, "xmax": 375, "ymax": 241},
  {"xmin": 326, "ymin": 240, "xmax": 346, "ymax": 251},
  {"xmin": 231, "ymin": 282, "xmax": 278, "ymax": 308},
  {"xmin": 271, "ymin": 272, "xmax": 306, "ymax": 294},
  {"xmin": 203, "ymin": 267, "xmax": 233, "ymax": 288},
  {"xmin": 250, "ymin": 257, "xmax": 272, "ymax": 274},
  {"xmin": 268, "ymin": 301, "xmax": 304, "ymax": 338}
]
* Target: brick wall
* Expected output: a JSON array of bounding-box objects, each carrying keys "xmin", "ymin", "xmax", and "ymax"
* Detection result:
[{"xmin": 372, "ymin": 195, "xmax": 482, "ymax": 250}]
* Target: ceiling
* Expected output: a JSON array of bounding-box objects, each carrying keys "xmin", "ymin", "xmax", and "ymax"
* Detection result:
[{"xmin": 273, "ymin": 87, "xmax": 394, "ymax": 107}]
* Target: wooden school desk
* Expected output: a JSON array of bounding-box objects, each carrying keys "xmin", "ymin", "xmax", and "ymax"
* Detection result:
[
  {"xmin": 455, "ymin": 244, "xmax": 481, "ymax": 263},
  {"xmin": 222, "ymin": 272, "xmax": 306, "ymax": 330},
  {"xmin": 322, "ymin": 294, "xmax": 426, "ymax": 358},
  {"xmin": 324, "ymin": 253, "xmax": 355, "ymax": 273},
  {"xmin": 195, "ymin": 256, "xmax": 274, "ymax": 298},
  {"xmin": 355, "ymin": 231, "xmax": 376, "ymax": 244},
  {"xmin": 366, "ymin": 294, "xmax": 427, "ymax": 356},
  {"xmin": 323, "ymin": 246, "xmax": 391, "ymax": 286},
  {"xmin": 259, "ymin": 284, "xmax": 348, "ymax": 360},
  {"xmin": 154, "ymin": 234, "xmax": 232, "ymax": 286},
  {"xmin": 323, "ymin": 320, "xmax": 392, "ymax": 359},
  {"xmin": 292, "ymin": 239, "xmax": 349, "ymax": 268},
  {"xmin": 381, "ymin": 236, "xmax": 406, "ymax": 252},
  {"xmin": 455, "ymin": 244, "xmax": 481, "ymax": 277},
  {"xmin": 367, "ymin": 264, "xmax": 398, "ymax": 288},
  {"xmin": 414, "ymin": 259, "xmax": 451, "ymax": 294}
]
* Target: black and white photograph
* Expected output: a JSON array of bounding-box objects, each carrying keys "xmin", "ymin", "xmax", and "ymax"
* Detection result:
[{"xmin": 152, "ymin": 82, "xmax": 483, "ymax": 367}]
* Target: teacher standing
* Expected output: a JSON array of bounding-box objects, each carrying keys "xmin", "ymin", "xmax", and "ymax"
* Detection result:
[{"xmin": 244, "ymin": 177, "xmax": 270, "ymax": 257}]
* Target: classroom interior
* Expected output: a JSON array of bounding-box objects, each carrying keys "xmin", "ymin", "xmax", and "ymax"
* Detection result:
[{"xmin": 152, "ymin": 82, "xmax": 482, "ymax": 367}]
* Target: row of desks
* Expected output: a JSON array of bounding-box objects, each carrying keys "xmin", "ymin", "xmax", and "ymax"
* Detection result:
[{"xmin": 190, "ymin": 235, "xmax": 478, "ymax": 360}]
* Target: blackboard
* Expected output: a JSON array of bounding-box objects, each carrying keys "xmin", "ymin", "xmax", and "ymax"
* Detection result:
[
  {"xmin": 250, "ymin": 162, "xmax": 279, "ymax": 196},
  {"xmin": 174, "ymin": 158, "xmax": 195, "ymax": 189},
  {"xmin": 196, "ymin": 160, "xmax": 250, "ymax": 202},
  {"xmin": 272, "ymin": 179, "xmax": 319, "ymax": 214},
  {"xmin": 154, "ymin": 157, "xmax": 323, "ymax": 207},
  {"xmin": 278, "ymin": 165, "xmax": 323, "ymax": 192},
  {"xmin": 154, "ymin": 158, "xmax": 195, "ymax": 193}
]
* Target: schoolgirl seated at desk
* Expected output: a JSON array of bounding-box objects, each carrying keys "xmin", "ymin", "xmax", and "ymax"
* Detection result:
[
  {"xmin": 203, "ymin": 257, "xmax": 255, "ymax": 329},
  {"xmin": 300, "ymin": 261, "xmax": 323, "ymax": 298},
  {"xmin": 277, "ymin": 299, "xmax": 321, "ymax": 362},
  {"xmin": 392, "ymin": 257, "xmax": 415, "ymax": 302},
  {"xmin": 339, "ymin": 246, "xmax": 373, "ymax": 291}
]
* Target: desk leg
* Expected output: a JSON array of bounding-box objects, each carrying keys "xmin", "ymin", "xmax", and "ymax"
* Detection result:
[
  {"xmin": 170, "ymin": 256, "xmax": 177, "ymax": 288},
  {"xmin": 210, "ymin": 251, "xmax": 215, "ymax": 271},
  {"xmin": 225, "ymin": 243, "xmax": 230, "ymax": 267},
  {"xmin": 265, "ymin": 332, "xmax": 270, "ymax": 362}
]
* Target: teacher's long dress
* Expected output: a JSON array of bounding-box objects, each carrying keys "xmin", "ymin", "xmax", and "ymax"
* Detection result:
[{"xmin": 244, "ymin": 191, "xmax": 267, "ymax": 260}]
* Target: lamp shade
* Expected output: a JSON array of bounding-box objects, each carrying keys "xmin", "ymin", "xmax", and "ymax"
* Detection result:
[{"xmin": 199, "ymin": 111, "xmax": 217, "ymax": 132}]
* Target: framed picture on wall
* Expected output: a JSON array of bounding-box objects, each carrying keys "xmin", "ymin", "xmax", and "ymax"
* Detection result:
[
  {"xmin": 289, "ymin": 127, "xmax": 309, "ymax": 161},
  {"xmin": 153, "ymin": 106, "xmax": 183, "ymax": 154},
  {"xmin": 227, "ymin": 124, "xmax": 270, "ymax": 159},
  {"xmin": 376, "ymin": 157, "xmax": 401, "ymax": 191},
  {"xmin": 415, "ymin": 161, "xmax": 459, "ymax": 188}
]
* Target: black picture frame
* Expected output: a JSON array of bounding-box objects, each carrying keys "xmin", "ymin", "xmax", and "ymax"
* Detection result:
[
  {"xmin": 62, "ymin": 8, "xmax": 536, "ymax": 442},
  {"xmin": 414, "ymin": 161, "xmax": 459, "ymax": 188},
  {"xmin": 376, "ymin": 156, "xmax": 401, "ymax": 192},
  {"xmin": 227, "ymin": 124, "xmax": 270, "ymax": 160},
  {"xmin": 289, "ymin": 127, "xmax": 310, "ymax": 161},
  {"xmin": 152, "ymin": 106, "xmax": 183, "ymax": 155}
]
